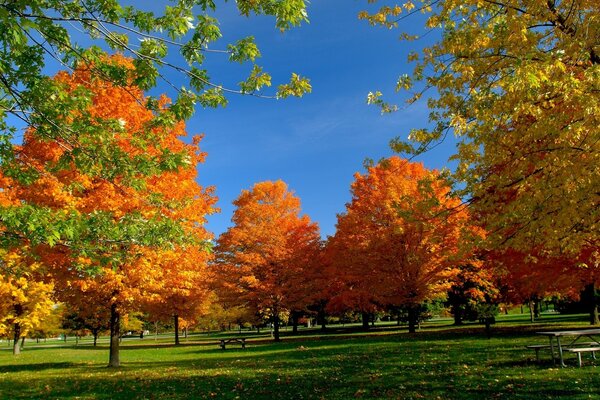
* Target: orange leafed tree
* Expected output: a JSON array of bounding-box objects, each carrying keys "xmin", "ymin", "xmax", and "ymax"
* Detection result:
[
  {"xmin": 141, "ymin": 246, "xmax": 213, "ymax": 345},
  {"xmin": 327, "ymin": 157, "xmax": 473, "ymax": 332},
  {"xmin": 12, "ymin": 56, "xmax": 216, "ymax": 366},
  {"xmin": 214, "ymin": 180, "xmax": 321, "ymax": 341}
]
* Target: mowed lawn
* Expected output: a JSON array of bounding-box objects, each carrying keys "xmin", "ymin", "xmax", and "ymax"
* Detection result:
[{"xmin": 1, "ymin": 315, "xmax": 599, "ymax": 399}]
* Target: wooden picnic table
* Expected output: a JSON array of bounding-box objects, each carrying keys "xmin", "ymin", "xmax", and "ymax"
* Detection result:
[{"xmin": 536, "ymin": 328, "xmax": 600, "ymax": 367}]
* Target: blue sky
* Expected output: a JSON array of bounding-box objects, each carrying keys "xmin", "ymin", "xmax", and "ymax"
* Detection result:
[
  {"xmin": 187, "ymin": 1, "xmax": 452, "ymax": 239},
  {"xmin": 12, "ymin": 1, "xmax": 454, "ymax": 240}
]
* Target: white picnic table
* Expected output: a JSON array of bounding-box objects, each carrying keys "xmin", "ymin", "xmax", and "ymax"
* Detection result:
[{"xmin": 536, "ymin": 328, "xmax": 600, "ymax": 367}]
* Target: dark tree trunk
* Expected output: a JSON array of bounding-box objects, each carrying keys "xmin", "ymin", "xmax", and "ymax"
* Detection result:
[
  {"xmin": 108, "ymin": 303, "xmax": 121, "ymax": 368},
  {"xmin": 453, "ymin": 313, "xmax": 463, "ymax": 325},
  {"xmin": 256, "ymin": 326, "xmax": 261, "ymax": 334},
  {"xmin": 13, "ymin": 322, "xmax": 21, "ymax": 355},
  {"xmin": 584, "ymin": 283, "xmax": 599, "ymax": 325},
  {"xmin": 174, "ymin": 314, "xmax": 180, "ymax": 345},
  {"xmin": 273, "ymin": 314, "xmax": 281, "ymax": 342},
  {"xmin": 407, "ymin": 307, "xmax": 418, "ymax": 334},
  {"xmin": 361, "ymin": 312, "xmax": 370, "ymax": 330},
  {"xmin": 533, "ymin": 298, "xmax": 541, "ymax": 319},
  {"xmin": 291, "ymin": 311, "xmax": 300, "ymax": 335},
  {"xmin": 184, "ymin": 327, "xmax": 188, "ymax": 339},
  {"xmin": 484, "ymin": 319, "xmax": 493, "ymax": 338},
  {"xmin": 317, "ymin": 306, "xmax": 327, "ymax": 332},
  {"xmin": 93, "ymin": 329, "xmax": 98, "ymax": 347}
]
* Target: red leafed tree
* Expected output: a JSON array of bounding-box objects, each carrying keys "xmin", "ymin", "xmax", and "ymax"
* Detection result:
[
  {"xmin": 14, "ymin": 56, "xmax": 216, "ymax": 366},
  {"xmin": 490, "ymin": 247, "xmax": 599, "ymax": 324},
  {"xmin": 327, "ymin": 157, "xmax": 473, "ymax": 333},
  {"xmin": 214, "ymin": 180, "xmax": 321, "ymax": 341}
]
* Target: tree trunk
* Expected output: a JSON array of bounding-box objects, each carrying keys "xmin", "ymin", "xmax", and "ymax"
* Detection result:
[
  {"xmin": 184, "ymin": 327, "xmax": 188, "ymax": 339},
  {"xmin": 174, "ymin": 314, "xmax": 180, "ymax": 345},
  {"xmin": 13, "ymin": 322, "xmax": 21, "ymax": 355},
  {"xmin": 93, "ymin": 330, "xmax": 98, "ymax": 347},
  {"xmin": 273, "ymin": 314, "xmax": 280, "ymax": 342},
  {"xmin": 453, "ymin": 313, "xmax": 463, "ymax": 325},
  {"xmin": 291, "ymin": 312, "xmax": 299, "ymax": 335},
  {"xmin": 533, "ymin": 298, "xmax": 541, "ymax": 319},
  {"xmin": 108, "ymin": 303, "xmax": 121, "ymax": 368},
  {"xmin": 318, "ymin": 307, "xmax": 327, "ymax": 332},
  {"xmin": 407, "ymin": 306, "xmax": 417, "ymax": 334},
  {"xmin": 361, "ymin": 311, "xmax": 370, "ymax": 330},
  {"xmin": 155, "ymin": 321, "xmax": 159, "ymax": 340},
  {"xmin": 528, "ymin": 300, "xmax": 535, "ymax": 323},
  {"xmin": 584, "ymin": 283, "xmax": 599, "ymax": 325},
  {"xmin": 484, "ymin": 319, "xmax": 492, "ymax": 338}
]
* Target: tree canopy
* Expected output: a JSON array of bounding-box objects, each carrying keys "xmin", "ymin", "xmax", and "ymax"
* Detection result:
[{"xmin": 362, "ymin": 0, "xmax": 599, "ymax": 257}]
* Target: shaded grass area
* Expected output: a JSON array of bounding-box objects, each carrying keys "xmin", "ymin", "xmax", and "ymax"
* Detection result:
[{"xmin": 1, "ymin": 314, "xmax": 599, "ymax": 399}]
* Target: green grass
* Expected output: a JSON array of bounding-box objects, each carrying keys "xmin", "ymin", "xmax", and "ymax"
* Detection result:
[{"xmin": 1, "ymin": 313, "xmax": 599, "ymax": 399}]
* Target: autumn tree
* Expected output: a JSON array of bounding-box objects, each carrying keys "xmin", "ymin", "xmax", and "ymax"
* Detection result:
[
  {"xmin": 8, "ymin": 56, "xmax": 216, "ymax": 366},
  {"xmin": 215, "ymin": 181, "xmax": 321, "ymax": 341},
  {"xmin": 0, "ymin": 4, "xmax": 311, "ymax": 328},
  {"xmin": 0, "ymin": 249, "xmax": 54, "ymax": 355},
  {"xmin": 361, "ymin": 1, "xmax": 598, "ymax": 258},
  {"xmin": 141, "ymin": 246, "xmax": 213, "ymax": 345},
  {"xmin": 446, "ymin": 261, "xmax": 499, "ymax": 325},
  {"xmin": 328, "ymin": 157, "xmax": 472, "ymax": 333}
]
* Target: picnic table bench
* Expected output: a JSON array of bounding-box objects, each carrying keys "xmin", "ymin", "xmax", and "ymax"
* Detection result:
[
  {"xmin": 219, "ymin": 338, "xmax": 246, "ymax": 350},
  {"xmin": 530, "ymin": 329, "xmax": 600, "ymax": 367},
  {"xmin": 564, "ymin": 346, "xmax": 600, "ymax": 367},
  {"xmin": 526, "ymin": 342, "xmax": 598, "ymax": 363}
]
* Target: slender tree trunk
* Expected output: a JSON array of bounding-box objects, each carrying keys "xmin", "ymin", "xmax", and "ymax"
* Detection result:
[
  {"xmin": 291, "ymin": 312, "xmax": 299, "ymax": 335},
  {"xmin": 93, "ymin": 330, "xmax": 98, "ymax": 347},
  {"xmin": 174, "ymin": 314, "xmax": 180, "ymax": 345},
  {"xmin": 528, "ymin": 300, "xmax": 535, "ymax": 323},
  {"xmin": 361, "ymin": 311, "xmax": 370, "ymax": 330},
  {"xmin": 257, "ymin": 326, "xmax": 261, "ymax": 334},
  {"xmin": 585, "ymin": 283, "xmax": 599, "ymax": 325},
  {"xmin": 13, "ymin": 323, "xmax": 21, "ymax": 355},
  {"xmin": 108, "ymin": 303, "xmax": 121, "ymax": 368},
  {"xmin": 184, "ymin": 327, "xmax": 188, "ymax": 339},
  {"xmin": 155, "ymin": 321, "xmax": 159, "ymax": 340},
  {"xmin": 407, "ymin": 307, "xmax": 417, "ymax": 334},
  {"xmin": 273, "ymin": 314, "xmax": 280, "ymax": 342}
]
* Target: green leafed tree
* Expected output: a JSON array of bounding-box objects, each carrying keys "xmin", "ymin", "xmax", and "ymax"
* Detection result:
[{"xmin": 0, "ymin": 0, "xmax": 311, "ymax": 254}]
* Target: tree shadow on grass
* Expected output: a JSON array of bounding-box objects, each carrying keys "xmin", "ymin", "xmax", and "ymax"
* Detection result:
[{"xmin": 0, "ymin": 362, "xmax": 77, "ymax": 373}]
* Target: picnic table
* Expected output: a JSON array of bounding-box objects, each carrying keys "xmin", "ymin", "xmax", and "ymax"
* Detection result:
[
  {"xmin": 535, "ymin": 328, "xmax": 600, "ymax": 367},
  {"xmin": 219, "ymin": 337, "xmax": 246, "ymax": 350}
]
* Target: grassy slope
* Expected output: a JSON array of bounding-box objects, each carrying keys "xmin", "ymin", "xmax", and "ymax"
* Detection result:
[{"xmin": 1, "ymin": 313, "xmax": 599, "ymax": 400}]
